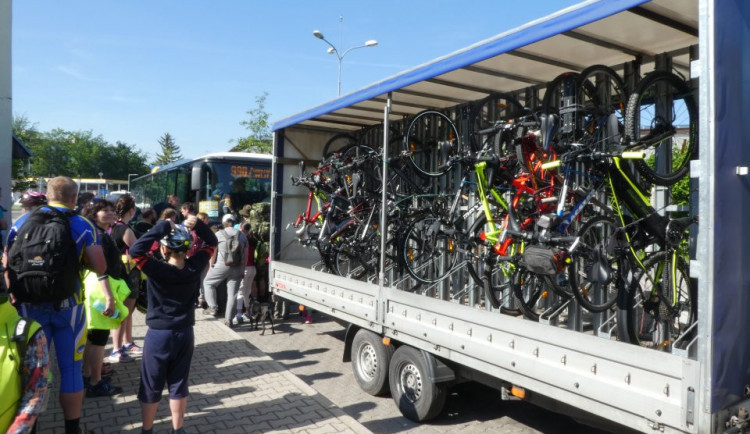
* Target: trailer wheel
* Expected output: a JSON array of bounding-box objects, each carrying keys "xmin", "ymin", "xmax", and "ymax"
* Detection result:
[
  {"xmin": 351, "ymin": 330, "xmax": 394, "ymax": 396},
  {"xmin": 389, "ymin": 346, "xmax": 447, "ymax": 422}
]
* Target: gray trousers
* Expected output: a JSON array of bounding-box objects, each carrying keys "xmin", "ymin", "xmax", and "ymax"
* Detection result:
[{"xmin": 204, "ymin": 263, "xmax": 244, "ymax": 324}]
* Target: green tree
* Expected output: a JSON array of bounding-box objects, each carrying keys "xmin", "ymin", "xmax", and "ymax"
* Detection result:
[
  {"xmin": 153, "ymin": 132, "xmax": 182, "ymax": 165},
  {"xmin": 11, "ymin": 115, "xmax": 40, "ymax": 191},
  {"xmin": 11, "ymin": 114, "xmax": 150, "ymax": 185},
  {"xmin": 231, "ymin": 92, "xmax": 272, "ymax": 154}
]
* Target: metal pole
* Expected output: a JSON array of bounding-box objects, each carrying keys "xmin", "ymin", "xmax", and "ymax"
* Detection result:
[
  {"xmin": 0, "ymin": 0, "xmax": 12, "ymax": 218},
  {"xmin": 379, "ymin": 93, "xmax": 391, "ymax": 285},
  {"xmin": 337, "ymin": 56, "xmax": 342, "ymax": 96}
]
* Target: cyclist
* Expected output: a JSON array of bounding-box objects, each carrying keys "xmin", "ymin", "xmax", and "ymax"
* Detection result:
[
  {"xmin": 130, "ymin": 215, "xmax": 217, "ymax": 434},
  {"xmin": 18, "ymin": 191, "xmax": 47, "ymax": 215},
  {"xmin": 4, "ymin": 176, "xmax": 107, "ymax": 434}
]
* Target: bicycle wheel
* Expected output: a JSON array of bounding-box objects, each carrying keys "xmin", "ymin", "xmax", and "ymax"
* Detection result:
[
  {"xmin": 570, "ymin": 216, "xmax": 620, "ymax": 312},
  {"xmin": 624, "ymin": 71, "xmax": 698, "ymax": 186},
  {"xmin": 402, "ymin": 215, "xmax": 459, "ymax": 284},
  {"xmin": 404, "ymin": 110, "xmax": 460, "ymax": 177},
  {"xmin": 323, "ymin": 132, "xmax": 358, "ymax": 159},
  {"xmin": 512, "ymin": 269, "xmax": 563, "ymax": 321},
  {"xmin": 578, "ymin": 65, "xmax": 627, "ymax": 151},
  {"xmin": 617, "ymin": 251, "xmax": 696, "ymax": 350},
  {"xmin": 341, "ymin": 144, "xmax": 382, "ymax": 196},
  {"xmin": 466, "ymin": 213, "xmax": 519, "ymax": 314},
  {"xmin": 334, "ymin": 244, "xmax": 373, "ymax": 281}
]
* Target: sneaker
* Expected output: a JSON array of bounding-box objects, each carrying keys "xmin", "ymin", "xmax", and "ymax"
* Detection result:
[
  {"xmin": 202, "ymin": 307, "xmax": 218, "ymax": 316},
  {"xmin": 86, "ymin": 378, "xmax": 123, "ymax": 397},
  {"xmin": 242, "ymin": 313, "xmax": 253, "ymax": 323},
  {"xmin": 107, "ymin": 349, "xmax": 134, "ymax": 363},
  {"xmin": 235, "ymin": 314, "xmax": 244, "ymax": 325},
  {"xmin": 123, "ymin": 342, "xmax": 143, "ymax": 356}
]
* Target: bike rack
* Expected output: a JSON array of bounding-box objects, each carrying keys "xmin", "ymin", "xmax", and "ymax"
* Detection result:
[
  {"xmin": 540, "ymin": 297, "xmax": 572, "ymax": 325},
  {"xmin": 596, "ymin": 310, "xmax": 619, "ymax": 339},
  {"xmin": 671, "ymin": 321, "xmax": 698, "ymax": 358}
]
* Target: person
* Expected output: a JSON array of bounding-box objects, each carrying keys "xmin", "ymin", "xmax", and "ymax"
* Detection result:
[
  {"xmin": 195, "ymin": 212, "xmax": 211, "ymax": 308},
  {"xmin": 107, "ymin": 194, "xmax": 142, "ymax": 363},
  {"xmin": 129, "ymin": 214, "xmax": 217, "ymax": 434},
  {"xmin": 0, "ymin": 291, "xmax": 50, "ymax": 434},
  {"xmin": 18, "ymin": 191, "xmax": 47, "ymax": 215},
  {"xmin": 153, "ymin": 195, "xmax": 181, "ymax": 224},
  {"xmin": 202, "ymin": 214, "xmax": 247, "ymax": 328},
  {"xmin": 159, "ymin": 208, "xmax": 178, "ymax": 223},
  {"xmin": 233, "ymin": 222, "xmax": 256, "ymax": 325},
  {"xmin": 80, "ymin": 199, "xmax": 124, "ymax": 397},
  {"xmin": 3, "ymin": 176, "xmax": 107, "ymax": 434},
  {"xmin": 0, "ymin": 187, "xmax": 7, "ymax": 249},
  {"xmin": 131, "ymin": 208, "xmax": 155, "ymax": 238},
  {"xmin": 75, "ymin": 192, "xmax": 95, "ymax": 214}
]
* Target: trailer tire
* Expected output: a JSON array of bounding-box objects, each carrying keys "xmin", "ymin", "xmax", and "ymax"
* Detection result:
[
  {"xmin": 389, "ymin": 346, "xmax": 447, "ymax": 422},
  {"xmin": 351, "ymin": 330, "xmax": 394, "ymax": 396}
]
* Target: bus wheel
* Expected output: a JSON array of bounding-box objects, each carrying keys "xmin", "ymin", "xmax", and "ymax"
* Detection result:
[
  {"xmin": 389, "ymin": 346, "xmax": 447, "ymax": 422},
  {"xmin": 351, "ymin": 330, "xmax": 394, "ymax": 396}
]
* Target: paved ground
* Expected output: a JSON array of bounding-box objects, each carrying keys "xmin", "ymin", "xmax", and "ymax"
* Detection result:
[
  {"xmin": 36, "ymin": 303, "xmax": 616, "ymax": 433},
  {"xmin": 234, "ymin": 308, "xmax": 613, "ymax": 434},
  {"xmin": 37, "ymin": 311, "xmax": 371, "ymax": 433}
]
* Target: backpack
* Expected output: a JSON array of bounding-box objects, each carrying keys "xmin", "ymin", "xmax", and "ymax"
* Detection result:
[
  {"xmin": 254, "ymin": 239, "xmax": 269, "ymax": 266},
  {"xmin": 221, "ymin": 229, "xmax": 243, "ymax": 266},
  {"xmin": 0, "ymin": 301, "xmax": 42, "ymax": 431},
  {"xmin": 7, "ymin": 207, "xmax": 80, "ymax": 303},
  {"xmin": 247, "ymin": 202, "xmax": 271, "ymax": 242}
]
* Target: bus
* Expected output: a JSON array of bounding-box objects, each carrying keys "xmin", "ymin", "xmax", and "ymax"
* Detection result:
[{"xmin": 129, "ymin": 152, "xmax": 272, "ymax": 222}]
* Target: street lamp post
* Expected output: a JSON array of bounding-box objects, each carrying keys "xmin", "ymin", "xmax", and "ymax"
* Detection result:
[
  {"xmin": 127, "ymin": 173, "xmax": 139, "ymax": 193},
  {"xmin": 313, "ymin": 30, "xmax": 377, "ymax": 96}
]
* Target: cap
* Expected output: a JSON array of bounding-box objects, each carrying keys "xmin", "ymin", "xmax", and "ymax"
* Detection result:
[{"xmin": 222, "ymin": 214, "xmax": 236, "ymax": 224}]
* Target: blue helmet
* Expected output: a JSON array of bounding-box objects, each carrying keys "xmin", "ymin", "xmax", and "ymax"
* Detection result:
[{"xmin": 160, "ymin": 225, "xmax": 192, "ymax": 252}]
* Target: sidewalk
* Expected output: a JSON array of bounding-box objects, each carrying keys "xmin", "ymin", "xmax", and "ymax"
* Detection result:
[{"xmin": 36, "ymin": 311, "xmax": 373, "ymax": 434}]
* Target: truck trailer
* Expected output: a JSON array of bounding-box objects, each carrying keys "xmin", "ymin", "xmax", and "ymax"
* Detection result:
[{"xmin": 268, "ymin": 1, "xmax": 749, "ymax": 432}]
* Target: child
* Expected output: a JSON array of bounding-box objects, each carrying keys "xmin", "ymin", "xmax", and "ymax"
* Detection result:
[{"xmin": 129, "ymin": 215, "xmax": 217, "ymax": 434}]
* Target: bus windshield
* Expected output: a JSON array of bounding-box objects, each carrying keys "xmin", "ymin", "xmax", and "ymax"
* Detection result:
[
  {"xmin": 129, "ymin": 153, "xmax": 272, "ymax": 223},
  {"xmin": 198, "ymin": 161, "xmax": 271, "ymax": 220}
]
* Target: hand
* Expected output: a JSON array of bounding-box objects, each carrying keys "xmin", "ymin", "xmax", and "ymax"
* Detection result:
[
  {"xmin": 184, "ymin": 215, "xmax": 198, "ymax": 229},
  {"xmin": 103, "ymin": 297, "xmax": 116, "ymax": 317}
]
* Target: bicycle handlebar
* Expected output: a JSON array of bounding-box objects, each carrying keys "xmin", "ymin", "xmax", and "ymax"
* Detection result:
[{"xmin": 540, "ymin": 149, "xmax": 646, "ymax": 170}]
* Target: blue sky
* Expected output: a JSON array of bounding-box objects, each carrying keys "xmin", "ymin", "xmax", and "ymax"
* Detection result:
[{"xmin": 12, "ymin": 1, "xmax": 580, "ymax": 160}]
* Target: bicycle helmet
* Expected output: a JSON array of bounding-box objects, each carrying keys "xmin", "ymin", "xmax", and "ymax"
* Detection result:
[
  {"xmin": 20, "ymin": 191, "xmax": 47, "ymax": 207},
  {"xmin": 160, "ymin": 225, "xmax": 192, "ymax": 252}
]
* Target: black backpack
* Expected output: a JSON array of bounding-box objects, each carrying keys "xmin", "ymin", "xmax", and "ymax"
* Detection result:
[
  {"xmin": 222, "ymin": 229, "xmax": 243, "ymax": 266},
  {"xmin": 7, "ymin": 207, "xmax": 81, "ymax": 303}
]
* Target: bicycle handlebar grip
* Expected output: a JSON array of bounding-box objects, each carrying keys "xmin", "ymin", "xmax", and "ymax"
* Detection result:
[
  {"xmin": 505, "ymin": 228, "xmax": 533, "ymax": 241},
  {"xmin": 476, "ymin": 126, "xmax": 500, "ymax": 135},
  {"xmin": 541, "ymin": 160, "xmax": 561, "ymax": 170},
  {"xmin": 621, "ymin": 151, "xmax": 645, "ymax": 159}
]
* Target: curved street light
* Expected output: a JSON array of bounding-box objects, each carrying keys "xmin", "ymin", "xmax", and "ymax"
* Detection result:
[{"xmin": 313, "ymin": 29, "xmax": 378, "ymax": 96}]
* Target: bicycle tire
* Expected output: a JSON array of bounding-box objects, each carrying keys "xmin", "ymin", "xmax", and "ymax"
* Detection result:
[
  {"xmin": 624, "ymin": 71, "xmax": 698, "ymax": 186},
  {"xmin": 570, "ymin": 216, "xmax": 620, "ymax": 312},
  {"xmin": 323, "ymin": 133, "xmax": 358, "ymax": 159},
  {"xmin": 511, "ymin": 269, "xmax": 561, "ymax": 321},
  {"xmin": 403, "ymin": 110, "xmax": 460, "ymax": 178},
  {"xmin": 466, "ymin": 213, "xmax": 519, "ymax": 315},
  {"xmin": 616, "ymin": 251, "xmax": 696, "ymax": 350},
  {"xmin": 578, "ymin": 65, "xmax": 627, "ymax": 151},
  {"xmin": 402, "ymin": 215, "xmax": 459, "ymax": 284}
]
